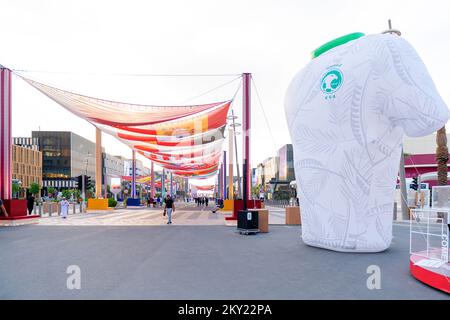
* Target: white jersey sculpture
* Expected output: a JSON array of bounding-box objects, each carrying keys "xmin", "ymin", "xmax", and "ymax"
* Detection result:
[{"xmin": 285, "ymin": 33, "xmax": 450, "ymax": 252}]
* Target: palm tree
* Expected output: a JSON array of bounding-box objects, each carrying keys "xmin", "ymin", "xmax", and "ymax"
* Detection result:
[
  {"xmin": 435, "ymin": 126, "xmax": 448, "ymax": 216},
  {"xmin": 436, "ymin": 126, "xmax": 448, "ymax": 186}
]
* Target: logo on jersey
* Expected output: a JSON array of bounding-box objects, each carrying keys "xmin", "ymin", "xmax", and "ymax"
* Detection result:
[{"xmin": 320, "ymin": 66, "xmax": 343, "ymax": 99}]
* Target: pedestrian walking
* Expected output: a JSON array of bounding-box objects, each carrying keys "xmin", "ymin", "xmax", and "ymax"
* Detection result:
[
  {"xmin": 27, "ymin": 194, "xmax": 35, "ymax": 215},
  {"xmin": 0, "ymin": 199, "xmax": 8, "ymax": 217},
  {"xmin": 60, "ymin": 197, "xmax": 69, "ymax": 219},
  {"xmin": 164, "ymin": 194, "xmax": 175, "ymax": 224},
  {"xmin": 205, "ymin": 197, "xmax": 209, "ymax": 207},
  {"xmin": 147, "ymin": 197, "xmax": 153, "ymax": 208}
]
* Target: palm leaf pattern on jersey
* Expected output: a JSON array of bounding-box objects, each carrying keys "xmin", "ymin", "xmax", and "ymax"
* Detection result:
[
  {"xmin": 340, "ymin": 151, "xmax": 372, "ymax": 207},
  {"xmin": 386, "ymin": 39, "xmax": 412, "ymax": 86},
  {"xmin": 294, "ymin": 125, "xmax": 339, "ymax": 155},
  {"xmin": 366, "ymin": 203, "xmax": 393, "ymax": 218},
  {"xmin": 386, "ymin": 37, "xmax": 444, "ymax": 126},
  {"xmin": 350, "ymin": 83, "xmax": 365, "ymax": 147},
  {"xmin": 329, "ymin": 82, "xmax": 354, "ymax": 126},
  {"xmin": 295, "ymin": 159, "xmax": 328, "ymax": 204}
]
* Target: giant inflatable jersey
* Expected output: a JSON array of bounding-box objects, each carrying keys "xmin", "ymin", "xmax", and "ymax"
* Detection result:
[{"xmin": 285, "ymin": 33, "xmax": 450, "ymax": 252}]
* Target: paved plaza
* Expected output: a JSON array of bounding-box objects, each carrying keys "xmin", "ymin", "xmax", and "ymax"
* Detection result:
[
  {"xmin": 36, "ymin": 203, "xmax": 287, "ymax": 226},
  {"xmin": 0, "ymin": 204, "xmax": 449, "ymax": 300},
  {"xmin": 38, "ymin": 203, "xmax": 226, "ymax": 226}
]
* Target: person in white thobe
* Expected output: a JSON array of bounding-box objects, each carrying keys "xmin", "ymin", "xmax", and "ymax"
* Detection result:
[{"xmin": 60, "ymin": 198, "xmax": 69, "ymax": 219}]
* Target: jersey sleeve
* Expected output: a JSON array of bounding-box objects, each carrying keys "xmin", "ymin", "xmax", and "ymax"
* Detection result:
[{"xmin": 384, "ymin": 35, "xmax": 450, "ymax": 137}]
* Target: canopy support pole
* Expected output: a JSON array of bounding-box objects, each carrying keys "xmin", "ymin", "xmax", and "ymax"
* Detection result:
[
  {"xmin": 95, "ymin": 128, "xmax": 102, "ymax": 198},
  {"xmin": 131, "ymin": 149, "xmax": 136, "ymax": 198},
  {"xmin": 242, "ymin": 73, "xmax": 251, "ymax": 210},
  {"xmin": 223, "ymin": 150, "xmax": 227, "ymax": 199},
  {"xmin": 161, "ymin": 168, "xmax": 166, "ymax": 199},
  {"xmin": 0, "ymin": 66, "xmax": 11, "ymax": 201},
  {"xmin": 150, "ymin": 161, "xmax": 155, "ymax": 199},
  {"xmin": 218, "ymin": 166, "xmax": 222, "ymax": 199},
  {"xmin": 170, "ymin": 172, "xmax": 173, "ymax": 197}
]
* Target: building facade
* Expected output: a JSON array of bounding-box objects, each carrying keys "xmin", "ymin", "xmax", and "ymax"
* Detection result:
[
  {"xmin": 277, "ymin": 144, "xmax": 295, "ymax": 182},
  {"xmin": 254, "ymin": 144, "xmax": 295, "ymax": 199},
  {"xmin": 31, "ymin": 131, "xmax": 101, "ymax": 189},
  {"xmin": 13, "ymin": 137, "xmax": 40, "ymax": 151},
  {"xmin": 142, "ymin": 166, "xmax": 151, "ymax": 177},
  {"xmin": 12, "ymin": 144, "xmax": 42, "ymax": 189},
  {"xmin": 103, "ymin": 153, "xmax": 125, "ymax": 186},
  {"xmin": 255, "ymin": 163, "xmax": 264, "ymax": 188},
  {"xmin": 262, "ymin": 156, "xmax": 279, "ymax": 183},
  {"xmin": 124, "ymin": 158, "xmax": 144, "ymax": 177}
]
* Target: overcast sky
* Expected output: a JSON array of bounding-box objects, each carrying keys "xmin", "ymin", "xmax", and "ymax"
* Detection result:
[{"xmin": 2, "ymin": 0, "xmax": 450, "ymax": 185}]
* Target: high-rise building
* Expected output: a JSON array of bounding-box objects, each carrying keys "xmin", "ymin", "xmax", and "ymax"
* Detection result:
[
  {"xmin": 277, "ymin": 144, "xmax": 295, "ymax": 182},
  {"xmin": 31, "ymin": 131, "xmax": 102, "ymax": 189},
  {"xmin": 263, "ymin": 156, "xmax": 279, "ymax": 183}
]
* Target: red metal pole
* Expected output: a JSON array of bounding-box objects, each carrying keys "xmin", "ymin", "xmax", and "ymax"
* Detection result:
[
  {"xmin": 242, "ymin": 73, "xmax": 251, "ymax": 210},
  {"xmin": 131, "ymin": 149, "xmax": 136, "ymax": 198},
  {"xmin": 150, "ymin": 161, "xmax": 155, "ymax": 199},
  {"xmin": 0, "ymin": 66, "xmax": 12, "ymax": 200},
  {"xmin": 223, "ymin": 150, "xmax": 227, "ymax": 199}
]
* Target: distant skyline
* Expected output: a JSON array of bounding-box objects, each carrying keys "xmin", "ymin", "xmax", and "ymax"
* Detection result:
[{"xmin": 2, "ymin": 0, "xmax": 450, "ymax": 185}]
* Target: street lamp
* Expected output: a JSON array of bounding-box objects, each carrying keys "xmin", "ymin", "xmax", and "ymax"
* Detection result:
[{"xmin": 227, "ymin": 113, "xmax": 242, "ymax": 199}]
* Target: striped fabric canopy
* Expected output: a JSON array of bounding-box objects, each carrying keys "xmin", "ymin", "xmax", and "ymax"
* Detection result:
[{"xmin": 19, "ymin": 74, "xmax": 231, "ymax": 177}]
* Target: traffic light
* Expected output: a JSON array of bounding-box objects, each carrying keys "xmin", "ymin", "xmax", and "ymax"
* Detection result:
[
  {"xmin": 411, "ymin": 176, "xmax": 418, "ymax": 191},
  {"xmin": 84, "ymin": 175, "xmax": 92, "ymax": 190},
  {"xmin": 76, "ymin": 175, "xmax": 83, "ymax": 190}
]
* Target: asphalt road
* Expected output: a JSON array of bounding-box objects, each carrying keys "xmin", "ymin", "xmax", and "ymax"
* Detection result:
[{"xmin": 0, "ymin": 223, "xmax": 448, "ymax": 299}]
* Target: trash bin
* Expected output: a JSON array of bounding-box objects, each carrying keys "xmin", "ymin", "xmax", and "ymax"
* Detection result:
[{"xmin": 237, "ymin": 210, "xmax": 259, "ymax": 233}]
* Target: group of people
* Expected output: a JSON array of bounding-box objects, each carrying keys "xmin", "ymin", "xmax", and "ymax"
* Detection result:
[
  {"xmin": 194, "ymin": 196, "xmax": 209, "ymax": 207},
  {"xmin": 147, "ymin": 196, "xmax": 163, "ymax": 207}
]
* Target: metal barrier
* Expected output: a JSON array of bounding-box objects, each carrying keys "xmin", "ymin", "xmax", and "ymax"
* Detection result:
[
  {"xmin": 264, "ymin": 199, "xmax": 291, "ymax": 208},
  {"xmin": 36, "ymin": 201, "xmax": 86, "ymax": 217}
]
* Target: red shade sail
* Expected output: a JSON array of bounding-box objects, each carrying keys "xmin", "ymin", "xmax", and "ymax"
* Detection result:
[
  {"xmin": 17, "ymin": 73, "xmax": 232, "ymax": 178},
  {"xmin": 19, "ymin": 75, "xmax": 229, "ymax": 126}
]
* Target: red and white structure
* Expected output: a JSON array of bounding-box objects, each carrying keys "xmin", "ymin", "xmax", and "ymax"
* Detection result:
[
  {"xmin": 0, "ymin": 66, "xmax": 38, "ymax": 224},
  {"xmin": 242, "ymin": 73, "xmax": 251, "ymax": 208},
  {"xmin": 0, "ymin": 66, "xmax": 12, "ymax": 201},
  {"xmin": 410, "ymin": 207, "xmax": 450, "ymax": 293}
]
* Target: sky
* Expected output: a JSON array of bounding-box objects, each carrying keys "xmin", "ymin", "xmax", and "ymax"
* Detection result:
[{"xmin": 1, "ymin": 0, "xmax": 450, "ymax": 186}]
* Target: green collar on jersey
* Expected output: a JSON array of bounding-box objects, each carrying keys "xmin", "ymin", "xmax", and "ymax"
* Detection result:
[{"xmin": 311, "ymin": 32, "xmax": 365, "ymax": 59}]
